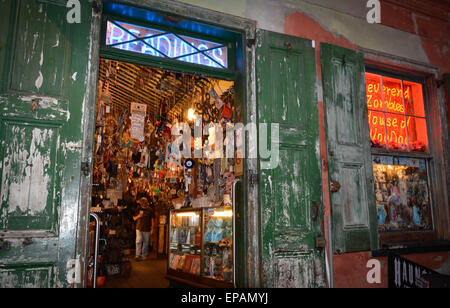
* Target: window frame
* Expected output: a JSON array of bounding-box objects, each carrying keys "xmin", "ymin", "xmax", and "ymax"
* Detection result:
[{"xmin": 365, "ymin": 66, "xmax": 439, "ymax": 247}]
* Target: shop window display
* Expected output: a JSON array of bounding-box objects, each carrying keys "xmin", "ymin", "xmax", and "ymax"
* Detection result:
[
  {"xmin": 168, "ymin": 206, "xmax": 234, "ymax": 284},
  {"xmin": 372, "ymin": 156, "xmax": 432, "ymax": 232},
  {"xmin": 202, "ymin": 207, "xmax": 233, "ymax": 282}
]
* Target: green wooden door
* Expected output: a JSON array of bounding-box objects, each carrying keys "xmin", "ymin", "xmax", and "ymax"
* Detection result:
[
  {"xmin": 0, "ymin": 0, "xmax": 92, "ymax": 287},
  {"xmin": 257, "ymin": 30, "xmax": 325, "ymax": 288},
  {"xmin": 320, "ymin": 43, "xmax": 378, "ymax": 253}
]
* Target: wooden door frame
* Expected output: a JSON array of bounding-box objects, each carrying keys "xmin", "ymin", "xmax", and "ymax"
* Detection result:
[{"xmin": 76, "ymin": 0, "xmax": 259, "ymax": 288}]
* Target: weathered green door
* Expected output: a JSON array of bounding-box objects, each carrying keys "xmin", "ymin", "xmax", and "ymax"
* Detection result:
[
  {"xmin": 0, "ymin": 0, "xmax": 93, "ymax": 287},
  {"xmin": 257, "ymin": 30, "xmax": 325, "ymax": 288},
  {"xmin": 320, "ymin": 43, "xmax": 378, "ymax": 253}
]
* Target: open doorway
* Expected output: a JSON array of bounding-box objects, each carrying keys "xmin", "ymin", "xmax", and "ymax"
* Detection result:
[{"xmin": 86, "ymin": 58, "xmax": 236, "ymax": 288}]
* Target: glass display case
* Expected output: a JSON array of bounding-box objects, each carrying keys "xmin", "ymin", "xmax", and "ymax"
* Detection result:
[
  {"xmin": 168, "ymin": 209, "xmax": 202, "ymax": 275},
  {"xmin": 202, "ymin": 206, "xmax": 233, "ymax": 283},
  {"xmin": 167, "ymin": 206, "xmax": 234, "ymax": 288}
]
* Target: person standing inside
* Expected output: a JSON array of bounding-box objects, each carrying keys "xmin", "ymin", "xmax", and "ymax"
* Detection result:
[{"xmin": 133, "ymin": 197, "xmax": 154, "ymax": 261}]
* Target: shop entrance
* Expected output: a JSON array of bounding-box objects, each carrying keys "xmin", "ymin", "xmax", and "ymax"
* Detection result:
[{"xmin": 87, "ymin": 58, "xmax": 237, "ymax": 288}]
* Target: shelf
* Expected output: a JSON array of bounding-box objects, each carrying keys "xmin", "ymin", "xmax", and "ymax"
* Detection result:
[{"xmin": 166, "ymin": 270, "xmax": 234, "ymax": 288}]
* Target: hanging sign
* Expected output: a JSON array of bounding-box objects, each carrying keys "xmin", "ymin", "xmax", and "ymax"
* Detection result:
[
  {"xmin": 106, "ymin": 20, "xmax": 228, "ymax": 69},
  {"xmin": 184, "ymin": 158, "xmax": 195, "ymax": 169},
  {"xmin": 130, "ymin": 102, "xmax": 147, "ymax": 142},
  {"xmin": 388, "ymin": 255, "xmax": 440, "ymax": 288},
  {"xmin": 366, "ymin": 73, "xmax": 428, "ymax": 152}
]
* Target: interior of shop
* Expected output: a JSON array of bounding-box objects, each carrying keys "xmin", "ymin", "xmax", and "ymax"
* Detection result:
[{"xmin": 87, "ymin": 58, "xmax": 238, "ymax": 288}]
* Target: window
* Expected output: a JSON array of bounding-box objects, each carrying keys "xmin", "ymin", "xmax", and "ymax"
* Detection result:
[
  {"xmin": 365, "ymin": 72, "xmax": 433, "ymax": 234},
  {"xmin": 372, "ymin": 155, "xmax": 432, "ymax": 232},
  {"xmin": 105, "ymin": 20, "xmax": 229, "ymax": 69}
]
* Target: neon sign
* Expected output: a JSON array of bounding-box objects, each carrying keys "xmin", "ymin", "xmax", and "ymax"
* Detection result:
[
  {"xmin": 366, "ymin": 73, "xmax": 428, "ymax": 153},
  {"xmin": 105, "ymin": 20, "xmax": 228, "ymax": 69}
]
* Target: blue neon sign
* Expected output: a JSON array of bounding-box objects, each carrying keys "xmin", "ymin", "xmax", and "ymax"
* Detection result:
[{"xmin": 106, "ymin": 20, "xmax": 228, "ymax": 69}]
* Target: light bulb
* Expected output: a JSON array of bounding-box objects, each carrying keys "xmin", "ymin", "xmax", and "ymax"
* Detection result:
[{"xmin": 187, "ymin": 108, "xmax": 196, "ymax": 121}]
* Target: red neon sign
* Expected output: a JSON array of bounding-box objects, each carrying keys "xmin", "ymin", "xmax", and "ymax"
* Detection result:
[{"xmin": 366, "ymin": 73, "xmax": 428, "ymax": 152}]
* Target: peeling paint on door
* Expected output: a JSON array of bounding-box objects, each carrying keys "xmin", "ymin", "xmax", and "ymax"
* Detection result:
[
  {"xmin": 257, "ymin": 30, "xmax": 325, "ymax": 288},
  {"xmin": 0, "ymin": 122, "xmax": 58, "ymax": 230}
]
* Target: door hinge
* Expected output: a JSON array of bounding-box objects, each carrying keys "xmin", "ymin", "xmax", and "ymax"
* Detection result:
[
  {"xmin": 81, "ymin": 161, "xmax": 91, "ymax": 176},
  {"xmin": 249, "ymin": 172, "xmax": 258, "ymax": 186},
  {"xmin": 92, "ymin": 0, "xmax": 103, "ymax": 14}
]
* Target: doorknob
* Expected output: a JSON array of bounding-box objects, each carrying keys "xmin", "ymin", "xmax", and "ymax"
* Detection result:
[
  {"xmin": 330, "ymin": 181, "xmax": 341, "ymax": 193},
  {"xmin": 285, "ymin": 42, "xmax": 292, "ymax": 54}
]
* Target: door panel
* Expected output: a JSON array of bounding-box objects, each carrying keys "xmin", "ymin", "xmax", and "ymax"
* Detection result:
[
  {"xmin": 0, "ymin": 120, "xmax": 60, "ymax": 231},
  {"xmin": 340, "ymin": 163, "xmax": 368, "ymax": 228},
  {"xmin": 257, "ymin": 30, "xmax": 324, "ymax": 288},
  {"xmin": 0, "ymin": 265, "xmax": 54, "ymax": 288},
  {"xmin": 273, "ymin": 148, "xmax": 312, "ymax": 232},
  {"xmin": 0, "ymin": 0, "xmax": 92, "ymax": 288},
  {"xmin": 9, "ymin": 0, "xmax": 70, "ymax": 96},
  {"xmin": 320, "ymin": 43, "xmax": 378, "ymax": 253},
  {"xmin": 330, "ymin": 60, "xmax": 361, "ymax": 146},
  {"xmin": 274, "ymin": 252, "xmax": 315, "ymax": 288}
]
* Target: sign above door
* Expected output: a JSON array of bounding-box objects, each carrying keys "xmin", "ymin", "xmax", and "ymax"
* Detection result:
[{"xmin": 106, "ymin": 19, "xmax": 229, "ymax": 69}]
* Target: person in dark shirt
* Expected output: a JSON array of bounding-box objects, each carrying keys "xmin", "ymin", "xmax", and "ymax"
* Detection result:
[
  {"xmin": 136, "ymin": 189, "xmax": 151, "ymax": 204},
  {"xmin": 133, "ymin": 197, "xmax": 154, "ymax": 261}
]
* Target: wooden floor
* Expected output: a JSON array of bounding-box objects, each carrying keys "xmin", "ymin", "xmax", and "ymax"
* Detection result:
[{"xmin": 101, "ymin": 251, "xmax": 170, "ymax": 288}]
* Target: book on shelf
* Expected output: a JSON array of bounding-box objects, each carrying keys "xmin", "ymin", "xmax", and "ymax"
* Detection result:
[
  {"xmin": 177, "ymin": 255, "xmax": 186, "ymax": 271},
  {"xmin": 183, "ymin": 254, "xmax": 194, "ymax": 273},
  {"xmin": 190, "ymin": 256, "xmax": 200, "ymax": 275},
  {"xmin": 171, "ymin": 255, "xmax": 181, "ymax": 270}
]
